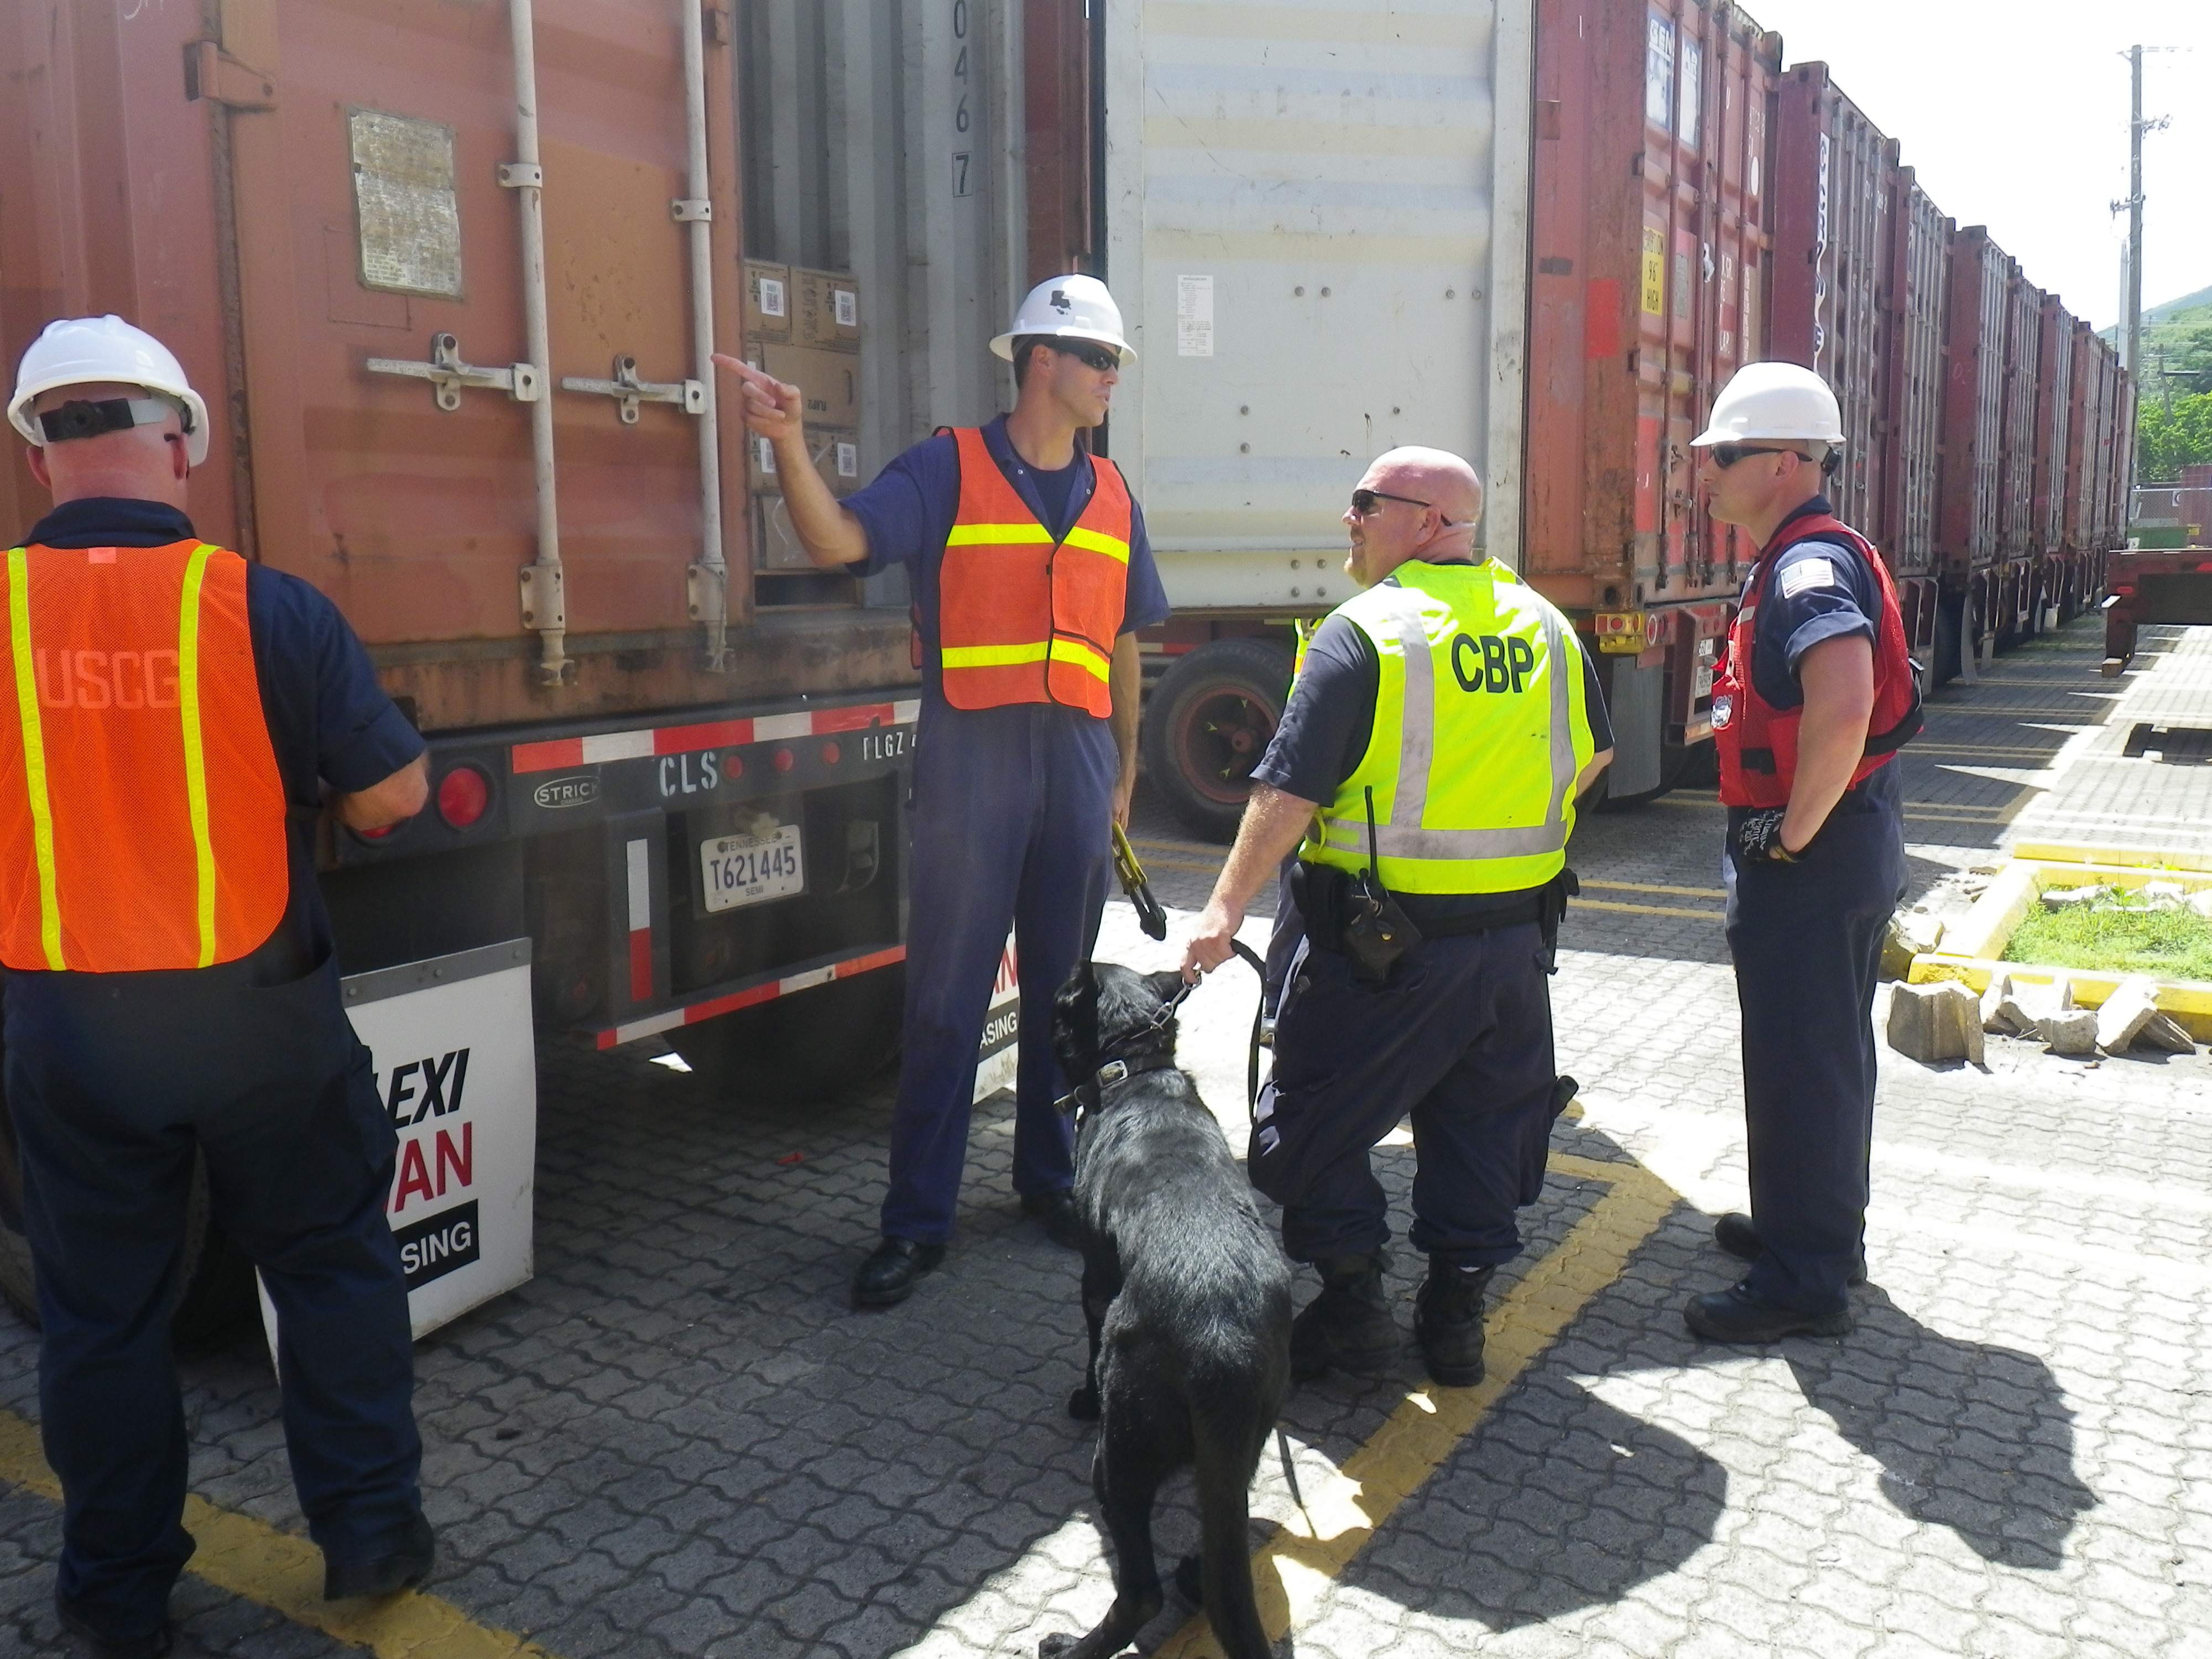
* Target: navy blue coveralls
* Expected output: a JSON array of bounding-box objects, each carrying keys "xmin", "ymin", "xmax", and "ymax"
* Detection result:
[
  {"xmin": 843, "ymin": 420, "xmax": 1171, "ymax": 1243},
  {"xmin": 1241, "ymin": 573, "xmax": 1612, "ymax": 1267},
  {"xmin": 1723, "ymin": 497, "xmax": 1908, "ymax": 1315},
  {"xmin": 3, "ymin": 499, "xmax": 429, "ymax": 1640}
]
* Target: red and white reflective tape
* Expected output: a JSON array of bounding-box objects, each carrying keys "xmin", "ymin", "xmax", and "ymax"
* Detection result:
[
  {"xmin": 511, "ymin": 698, "xmax": 921, "ymax": 775},
  {"xmin": 596, "ymin": 943, "xmax": 906, "ymax": 1049},
  {"xmin": 624, "ymin": 838, "xmax": 653, "ymax": 1002}
]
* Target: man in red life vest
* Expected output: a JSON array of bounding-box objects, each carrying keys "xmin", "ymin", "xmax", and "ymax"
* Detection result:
[
  {"xmin": 1687, "ymin": 362, "xmax": 1921, "ymax": 1343},
  {"xmin": 2, "ymin": 317, "xmax": 434, "ymax": 1657},
  {"xmin": 717, "ymin": 276, "xmax": 1170, "ymax": 1308}
]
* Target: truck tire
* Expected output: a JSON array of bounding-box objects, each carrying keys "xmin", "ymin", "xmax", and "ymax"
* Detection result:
[
  {"xmin": 669, "ymin": 963, "xmax": 906, "ymax": 1108},
  {"xmin": 0, "ymin": 1085, "xmax": 258, "ymax": 1349},
  {"xmin": 1141, "ymin": 639, "xmax": 1293, "ymax": 842}
]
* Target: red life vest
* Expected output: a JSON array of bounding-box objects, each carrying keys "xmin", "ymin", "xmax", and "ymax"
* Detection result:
[
  {"xmin": 936, "ymin": 427, "xmax": 1133, "ymax": 718},
  {"xmin": 0, "ymin": 540, "xmax": 289, "ymax": 972},
  {"xmin": 1711, "ymin": 513, "xmax": 1922, "ymax": 809}
]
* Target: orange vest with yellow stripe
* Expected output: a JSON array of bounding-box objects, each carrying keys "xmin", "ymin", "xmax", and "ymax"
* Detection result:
[
  {"xmin": 937, "ymin": 426, "xmax": 1133, "ymax": 717},
  {"xmin": 0, "ymin": 540, "xmax": 289, "ymax": 972}
]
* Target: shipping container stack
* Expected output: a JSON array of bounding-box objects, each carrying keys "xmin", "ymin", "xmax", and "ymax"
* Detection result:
[
  {"xmin": 2030, "ymin": 290, "xmax": 2077, "ymax": 621},
  {"xmin": 1524, "ymin": 0, "xmax": 1781, "ymax": 794}
]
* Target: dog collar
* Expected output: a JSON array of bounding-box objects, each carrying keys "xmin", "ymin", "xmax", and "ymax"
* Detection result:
[{"xmin": 1054, "ymin": 1046, "xmax": 1181, "ymax": 1118}]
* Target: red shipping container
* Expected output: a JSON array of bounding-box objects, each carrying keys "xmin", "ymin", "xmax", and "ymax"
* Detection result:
[
  {"xmin": 1524, "ymin": 0, "xmax": 1778, "ymax": 618},
  {"xmin": 1996, "ymin": 272, "xmax": 2043, "ymax": 562},
  {"xmin": 1767, "ymin": 64, "xmax": 1895, "ymax": 551},
  {"xmin": 2031, "ymin": 292, "xmax": 2075, "ymax": 555},
  {"xmin": 1937, "ymin": 225, "xmax": 2011, "ymax": 575},
  {"xmin": 1882, "ymin": 173, "xmax": 1951, "ymax": 583}
]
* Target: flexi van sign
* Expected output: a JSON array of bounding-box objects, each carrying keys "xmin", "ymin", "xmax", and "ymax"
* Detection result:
[
  {"xmin": 349, "ymin": 941, "xmax": 538, "ymax": 1337},
  {"xmin": 259, "ymin": 940, "xmax": 536, "ymax": 1352},
  {"xmin": 973, "ymin": 935, "xmax": 1020, "ymax": 1103}
]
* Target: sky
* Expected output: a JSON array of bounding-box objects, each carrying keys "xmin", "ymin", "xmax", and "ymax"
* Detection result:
[{"xmin": 1741, "ymin": 0, "xmax": 2211, "ymax": 328}]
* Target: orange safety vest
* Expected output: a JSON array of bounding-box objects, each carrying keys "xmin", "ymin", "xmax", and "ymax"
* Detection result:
[
  {"xmin": 937, "ymin": 426, "xmax": 1133, "ymax": 717},
  {"xmin": 0, "ymin": 540, "xmax": 289, "ymax": 972}
]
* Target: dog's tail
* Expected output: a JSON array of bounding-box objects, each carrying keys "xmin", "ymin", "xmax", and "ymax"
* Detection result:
[{"xmin": 1192, "ymin": 1408, "xmax": 1274, "ymax": 1659}]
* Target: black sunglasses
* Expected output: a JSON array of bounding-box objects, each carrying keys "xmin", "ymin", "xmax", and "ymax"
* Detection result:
[
  {"xmin": 1050, "ymin": 341, "xmax": 1121, "ymax": 373},
  {"xmin": 1349, "ymin": 488, "xmax": 1431, "ymax": 516},
  {"xmin": 1707, "ymin": 443, "xmax": 1802, "ymax": 470}
]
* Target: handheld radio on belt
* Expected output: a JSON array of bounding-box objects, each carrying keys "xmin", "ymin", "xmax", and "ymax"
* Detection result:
[{"xmin": 1110, "ymin": 822, "xmax": 1169, "ymax": 941}]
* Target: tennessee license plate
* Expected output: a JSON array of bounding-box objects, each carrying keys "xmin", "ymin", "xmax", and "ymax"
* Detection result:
[{"xmin": 700, "ymin": 825, "xmax": 805, "ymax": 912}]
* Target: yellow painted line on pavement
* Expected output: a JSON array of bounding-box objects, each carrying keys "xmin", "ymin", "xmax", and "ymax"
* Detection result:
[
  {"xmin": 1579, "ymin": 878, "xmax": 1724, "ymax": 899},
  {"xmin": 1578, "ymin": 898, "xmax": 1721, "ymax": 921},
  {"xmin": 1156, "ymin": 1152, "xmax": 1677, "ymax": 1657},
  {"xmin": 0, "ymin": 1411, "xmax": 558, "ymax": 1659}
]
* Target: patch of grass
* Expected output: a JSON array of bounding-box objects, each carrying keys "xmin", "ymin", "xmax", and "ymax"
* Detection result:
[{"xmin": 2005, "ymin": 892, "xmax": 2212, "ymax": 980}]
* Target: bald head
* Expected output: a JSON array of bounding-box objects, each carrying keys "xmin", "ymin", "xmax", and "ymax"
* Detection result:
[
  {"xmin": 1342, "ymin": 446, "xmax": 1485, "ymax": 587},
  {"xmin": 1366, "ymin": 447, "xmax": 1483, "ymax": 526}
]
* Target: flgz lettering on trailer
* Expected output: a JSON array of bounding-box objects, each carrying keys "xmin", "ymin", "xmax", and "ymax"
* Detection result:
[{"xmin": 1449, "ymin": 634, "xmax": 1538, "ymax": 695}]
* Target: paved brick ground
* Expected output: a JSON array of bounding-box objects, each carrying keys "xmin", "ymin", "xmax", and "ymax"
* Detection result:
[{"xmin": 3, "ymin": 615, "xmax": 2209, "ymax": 1658}]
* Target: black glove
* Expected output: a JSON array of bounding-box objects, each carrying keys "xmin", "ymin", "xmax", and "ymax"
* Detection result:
[{"xmin": 1736, "ymin": 807, "xmax": 1800, "ymax": 864}]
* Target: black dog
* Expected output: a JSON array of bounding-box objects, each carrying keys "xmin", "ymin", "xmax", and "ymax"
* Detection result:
[{"xmin": 1040, "ymin": 961, "xmax": 1292, "ymax": 1659}]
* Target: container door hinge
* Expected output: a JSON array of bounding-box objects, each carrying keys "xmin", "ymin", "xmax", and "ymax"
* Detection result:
[
  {"xmin": 367, "ymin": 333, "xmax": 541, "ymax": 412},
  {"xmin": 560, "ymin": 355, "xmax": 705, "ymax": 425},
  {"xmin": 184, "ymin": 40, "xmax": 276, "ymax": 109},
  {"xmin": 520, "ymin": 563, "xmax": 566, "ymax": 633}
]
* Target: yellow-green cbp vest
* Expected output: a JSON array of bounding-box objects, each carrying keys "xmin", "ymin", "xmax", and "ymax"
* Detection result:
[{"xmin": 1300, "ymin": 559, "xmax": 1596, "ymax": 895}]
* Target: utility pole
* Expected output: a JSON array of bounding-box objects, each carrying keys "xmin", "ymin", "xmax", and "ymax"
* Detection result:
[{"xmin": 2123, "ymin": 44, "xmax": 2143, "ymax": 383}]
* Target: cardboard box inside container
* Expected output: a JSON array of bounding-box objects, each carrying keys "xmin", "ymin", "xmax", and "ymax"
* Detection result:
[
  {"xmin": 744, "ymin": 260, "xmax": 791, "ymax": 342},
  {"xmin": 795, "ymin": 268, "xmax": 860, "ymax": 351},
  {"xmin": 750, "ymin": 429, "xmax": 861, "ymax": 499},
  {"xmin": 757, "ymin": 343, "xmax": 858, "ymax": 428}
]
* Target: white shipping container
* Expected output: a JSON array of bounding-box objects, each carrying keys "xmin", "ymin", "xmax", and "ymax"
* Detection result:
[{"xmin": 1105, "ymin": 0, "xmax": 1534, "ymax": 611}]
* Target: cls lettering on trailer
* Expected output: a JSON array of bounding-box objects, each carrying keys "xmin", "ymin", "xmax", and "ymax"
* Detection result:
[
  {"xmin": 350, "ymin": 942, "xmax": 538, "ymax": 1336},
  {"xmin": 657, "ymin": 751, "xmax": 723, "ymax": 797},
  {"xmin": 973, "ymin": 935, "xmax": 1020, "ymax": 1103}
]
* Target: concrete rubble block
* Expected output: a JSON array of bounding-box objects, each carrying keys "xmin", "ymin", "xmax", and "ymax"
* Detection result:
[
  {"xmin": 2096, "ymin": 978, "xmax": 2166, "ymax": 1053},
  {"xmin": 2040, "ymin": 1008, "xmax": 2100, "ymax": 1055},
  {"xmin": 1887, "ymin": 980, "xmax": 1985, "ymax": 1065},
  {"xmin": 2135, "ymin": 1013, "xmax": 2198, "ymax": 1055},
  {"xmin": 2187, "ymin": 888, "xmax": 2212, "ymax": 919},
  {"xmin": 1978, "ymin": 973, "xmax": 2051, "ymax": 1037},
  {"xmin": 2140, "ymin": 881, "xmax": 2187, "ymax": 909},
  {"xmin": 1882, "ymin": 907, "xmax": 1945, "ymax": 978},
  {"xmin": 2040, "ymin": 884, "xmax": 2110, "ymax": 911}
]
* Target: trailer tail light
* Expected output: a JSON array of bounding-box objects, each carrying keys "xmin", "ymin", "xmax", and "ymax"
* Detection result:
[
  {"xmin": 773, "ymin": 748, "xmax": 794, "ymax": 772},
  {"xmin": 436, "ymin": 764, "xmax": 492, "ymax": 829},
  {"xmin": 821, "ymin": 742, "xmax": 841, "ymax": 765}
]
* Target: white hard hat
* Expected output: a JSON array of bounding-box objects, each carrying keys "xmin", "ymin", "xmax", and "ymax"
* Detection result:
[
  {"xmin": 990, "ymin": 274, "xmax": 1135, "ymax": 367},
  {"xmin": 1691, "ymin": 361, "xmax": 1844, "ymax": 448},
  {"xmin": 8, "ymin": 315, "xmax": 210, "ymax": 466}
]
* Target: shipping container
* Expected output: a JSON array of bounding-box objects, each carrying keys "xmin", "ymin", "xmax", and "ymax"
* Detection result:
[
  {"xmin": 1107, "ymin": 0, "xmax": 1536, "ymax": 831},
  {"xmin": 0, "ymin": 0, "xmax": 1047, "ymax": 1332},
  {"xmin": 1768, "ymin": 64, "xmax": 1892, "ymax": 544},
  {"xmin": 2028, "ymin": 290, "xmax": 2078, "ymax": 621},
  {"xmin": 1880, "ymin": 171, "xmax": 1950, "ymax": 648},
  {"xmin": 1516, "ymin": 0, "xmax": 1778, "ymax": 797}
]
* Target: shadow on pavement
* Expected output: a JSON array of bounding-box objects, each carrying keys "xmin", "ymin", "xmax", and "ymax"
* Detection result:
[{"xmin": 1783, "ymin": 1284, "xmax": 2095, "ymax": 1571}]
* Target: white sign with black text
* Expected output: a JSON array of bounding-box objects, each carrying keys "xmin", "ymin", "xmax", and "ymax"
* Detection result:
[{"xmin": 257, "ymin": 940, "xmax": 537, "ymax": 1351}]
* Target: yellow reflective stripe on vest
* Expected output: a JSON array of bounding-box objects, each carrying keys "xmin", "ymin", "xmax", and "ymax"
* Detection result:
[
  {"xmin": 941, "ymin": 641, "xmax": 1051, "ymax": 668},
  {"xmin": 945, "ymin": 523, "xmax": 1055, "ymax": 546},
  {"xmin": 1318, "ymin": 593, "xmax": 1579, "ymax": 862},
  {"xmin": 177, "ymin": 544, "xmax": 220, "ymax": 967},
  {"xmin": 6, "ymin": 547, "xmax": 66, "ymax": 970},
  {"xmin": 1060, "ymin": 525, "xmax": 1130, "ymax": 564},
  {"xmin": 939, "ymin": 637, "xmax": 1110, "ymax": 680}
]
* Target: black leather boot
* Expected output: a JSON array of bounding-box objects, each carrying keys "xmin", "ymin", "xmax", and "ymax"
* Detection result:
[
  {"xmin": 1414, "ymin": 1260, "xmax": 1494, "ymax": 1387},
  {"xmin": 1288, "ymin": 1253, "xmax": 1399, "ymax": 1380}
]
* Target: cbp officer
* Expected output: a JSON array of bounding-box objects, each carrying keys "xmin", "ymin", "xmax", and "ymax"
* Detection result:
[
  {"xmin": 1182, "ymin": 448, "xmax": 1612, "ymax": 1386},
  {"xmin": 1689, "ymin": 362, "xmax": 1920, "ymax": 1342},
  {"xmin": 2, "ymin": 317, "xmax": 433, "ymax": 1657},
  {"xmin": 716, "ymin": 275, "xmax": 1170, "ymax": 1308}
]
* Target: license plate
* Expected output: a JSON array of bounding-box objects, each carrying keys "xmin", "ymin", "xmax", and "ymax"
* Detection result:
[{"xmin": 700, "ymin": 825, "xmax": 805, "ymax": 912}]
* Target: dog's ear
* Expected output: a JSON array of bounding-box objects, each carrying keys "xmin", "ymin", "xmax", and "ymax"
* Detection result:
[{"xmin": 1145, "ymin": 968, "xmax": 1187, "ymax": 1008}]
